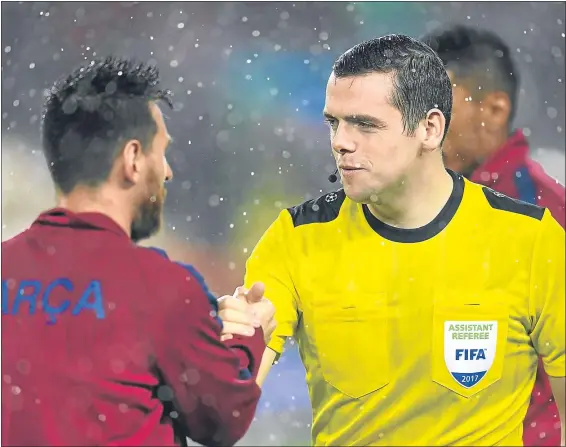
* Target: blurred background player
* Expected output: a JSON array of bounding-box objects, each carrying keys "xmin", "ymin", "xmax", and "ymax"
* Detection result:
[
  {"xmin": 1, "ymin": 57, "xmax": 274, "ymax": 446},
  {"xmin": 423, "ymin": 24, "xmax": 565, "ymax": 446},
  {"xmin": 241, "ymin": 35, "xmax": 565, "ymax": 446}
]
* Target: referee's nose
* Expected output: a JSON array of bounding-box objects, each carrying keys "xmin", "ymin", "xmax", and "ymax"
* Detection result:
[{"xmin": 331, "ymin": 123, "xmax": 356, "ymax": 155}]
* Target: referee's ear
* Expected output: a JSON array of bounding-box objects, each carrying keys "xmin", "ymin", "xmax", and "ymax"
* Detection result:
[{"xmin": 420, "ymin": 108, "xmax": 446, "ymax": 154}]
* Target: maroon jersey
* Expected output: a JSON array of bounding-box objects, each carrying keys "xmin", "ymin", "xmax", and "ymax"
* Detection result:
[{"xmin": 1, "ymin": 209, "xmax": 264, "ymax": 446}]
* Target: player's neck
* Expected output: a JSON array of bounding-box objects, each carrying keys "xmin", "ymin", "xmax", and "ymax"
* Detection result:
[
  {"xmin": 366, "ymin": 162, "xmax": 454, "ymax": 230},
  {"xmin": 57, "ymin": 186, "xmax": 133, "ymax": 238}
]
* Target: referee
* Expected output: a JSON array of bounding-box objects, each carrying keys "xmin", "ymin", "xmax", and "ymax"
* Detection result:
[{"xmin": 242, "ymin": 35, "xmax": 565, "ymax": 446}]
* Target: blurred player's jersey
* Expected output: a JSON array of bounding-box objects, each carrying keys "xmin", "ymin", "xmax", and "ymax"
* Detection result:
[
  {"xmin": 470, "ymin": 129, "xmax": 565, "ymax": 446},
  {"xmin": 245, "ymin": 169, "xmax": 565, "ymax": 446},
  {"xmin": 470, "ymin": 130, "xmax": 565, "ymax": 227}
]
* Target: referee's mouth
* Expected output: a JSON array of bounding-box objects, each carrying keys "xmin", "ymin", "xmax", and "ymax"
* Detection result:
[
  {"xmin": 340, "ymin": 164, "xmax": 365, "ymax": 172},
  {"xmin": 340, "ymin": 165, "xmax": 366, "ymax": 179},
  {"xmin": 339, "ymin": 163, "xmax": 365, "ymax": 170}
]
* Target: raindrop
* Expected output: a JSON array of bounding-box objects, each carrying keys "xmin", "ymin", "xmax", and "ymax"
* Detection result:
[
  {"xmin": 157, "ymin": 385, "xmax": 174, "ymax": 401},
  {"xmin": 170, "ymin": 60, "xmax": 179, "ymax": 68},
  {"xmin": 180, "ymin": 369, "xmax": 201, "ymax": 385},
  {"xmin": 551, "ymin": 46, "xmax": 562, "ymax": 58},
  {"xmin": 252, "ymin": 30, "xmax": 260, "ymax": 37},
  {"xmin": 29, "ymin": 63, "xmax": 35, "ymax": 69},
  {"xmin": 4, "ymin": 46, "xmax": 11, "ymax": 53},
  {"xmin": 16, "ymin": 359, "xmax": 31, "ymax": 375},
  {"xmin": 547, "ymin": 107, "xmax": 558, "ymax": 119},
  {"xmin": 208, "ymin": 194, "xmax": 221, "ymax": 207},
  {"xmin": 177, "ymin": 23, "xmax": 185, "ymax": 29}
]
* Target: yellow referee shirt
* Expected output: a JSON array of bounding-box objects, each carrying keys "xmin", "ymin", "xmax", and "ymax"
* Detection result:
[{"xmin": 245, "ymin": 169, "xmax": 565, "ymax": 446}]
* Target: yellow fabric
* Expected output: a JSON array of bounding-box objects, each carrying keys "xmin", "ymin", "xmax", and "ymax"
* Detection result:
[{"xmin": 245, "ymin": 175, "xmax": 565, "ymax": 446}]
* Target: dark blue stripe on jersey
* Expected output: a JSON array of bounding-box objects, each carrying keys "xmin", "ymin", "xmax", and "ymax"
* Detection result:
[
  {"xmin": 147, "ymin": 246, "xmax": 169, "ymax": 260},
  {"xmin": 514, "ymin": 165, "xmax": 538, "ymax": 205},
  {"xmin": 238, "ymin": 368, "xmax": 252, "ymax": 380},
  {"xmin": 177, "ymin": 262, "xmax": 223, "ymax": 330}
]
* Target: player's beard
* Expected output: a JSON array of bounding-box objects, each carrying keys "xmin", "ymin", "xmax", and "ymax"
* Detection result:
[{"xmin": 130, "ymin": 167, "xmax": 166, "ymax": 243}]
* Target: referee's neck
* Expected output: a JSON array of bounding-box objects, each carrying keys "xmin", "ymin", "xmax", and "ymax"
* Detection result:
[{"xmin": 366, "ymin": 163, "xmax": 454, "ymax": 230}]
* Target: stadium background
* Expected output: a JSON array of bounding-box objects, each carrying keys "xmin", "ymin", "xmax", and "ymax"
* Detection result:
[{"xmin": 1, "ymin": 2, "xmax": 564, "ymax": 445}]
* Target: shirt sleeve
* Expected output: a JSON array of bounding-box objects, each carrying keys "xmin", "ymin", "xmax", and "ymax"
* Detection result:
[
  {"xmin": 529, "ymin": 209, "xmax": 566, "ymax": 378},
  {"xmin": 153, "ymin": 262, "xmax": 263, "ymax": 447},
  {"xmin": 244, "ymin": 210, "xmax": 300, "ymax": 355}
]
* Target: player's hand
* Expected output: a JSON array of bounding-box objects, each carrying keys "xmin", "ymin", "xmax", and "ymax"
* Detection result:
[
  {"xmin": 217, "ymin": 291, "xmax": 260, "ymax": 340},
  {"xmin": 231, "ymin": 282, "xmax": 276, "ymax": 345}
]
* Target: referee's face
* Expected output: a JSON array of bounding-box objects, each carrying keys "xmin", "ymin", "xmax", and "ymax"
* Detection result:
[{"xmin": 324, "ymin": 72, "xmax": 423, "ymax": 203}]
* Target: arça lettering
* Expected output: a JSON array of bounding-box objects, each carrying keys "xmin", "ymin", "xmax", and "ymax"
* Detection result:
[
  {"xmin": 1, "ymin": 278, "xmax": 106, "ymax": 324},
  {"xmin": 455, "ymin": 348, "xmax": 486, "ymax": 361}
]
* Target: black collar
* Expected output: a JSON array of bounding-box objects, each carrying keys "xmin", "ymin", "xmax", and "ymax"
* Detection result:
[{"xmin": 362, "ymin": 169, "xmax": 465, "ymax": 243}]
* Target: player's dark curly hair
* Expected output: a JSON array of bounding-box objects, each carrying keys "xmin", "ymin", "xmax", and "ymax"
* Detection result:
[
  {"xmin": 42, "ymin": 56, "xmax": 172, "ymax": 194},
  {"xmin": 333, "ymin": 34, "xmax": 453, "ymax": 142},
  {"xmin": 421, "ymin": 24, "xmax": 518, "ymax": 124}
]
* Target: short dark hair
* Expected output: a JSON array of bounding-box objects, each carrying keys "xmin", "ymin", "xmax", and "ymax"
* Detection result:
[
  {"xmin": 42, "ymin": 56, "xmax": 172, "ymax": 194},
  {"xmin": 332, "ymin": 34, "xmax": 453, "ymax": 142},
  {"xmin": 421, "ymin": 25, "xmax": 518, "ymax": 123}
]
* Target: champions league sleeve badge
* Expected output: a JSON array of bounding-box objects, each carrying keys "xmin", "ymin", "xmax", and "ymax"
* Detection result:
[{"xmin": 444, "ymin": 321, "xmax": 498, "ymax": 388}]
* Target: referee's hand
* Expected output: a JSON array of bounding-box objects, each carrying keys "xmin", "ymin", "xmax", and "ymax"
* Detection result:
[{"xmin": 241, "ymin": 283, "xmax": 277, "ymax": 345}]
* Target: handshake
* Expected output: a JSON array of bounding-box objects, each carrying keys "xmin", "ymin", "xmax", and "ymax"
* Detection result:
[{"xmin": 217, "ymin": 282, "xmax": 277, "ymax": 345}]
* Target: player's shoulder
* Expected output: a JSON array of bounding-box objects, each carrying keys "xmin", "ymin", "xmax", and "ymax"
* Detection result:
[
  {"xmin": 135, "ymin": 246, "xmax": 220, "ymax": 319},
  {"xmin": 1, "ymin": 230, "xmax": 26, "ymax": 250},
  {"xmin": 135, "ymin": 246, "xmax": 208, "ymax": 288},
  {"xmin": 285, "ymin": 189, "xmax": 347, "ymax": 228}
]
